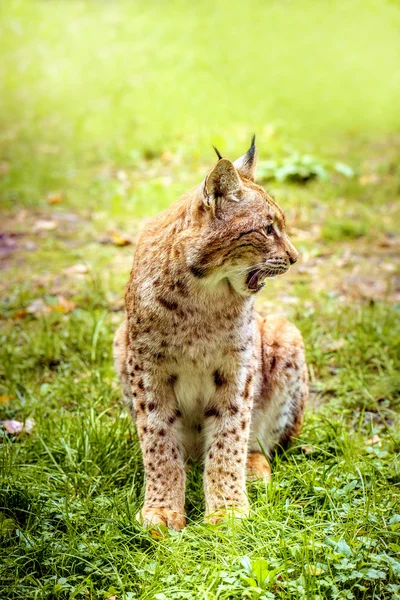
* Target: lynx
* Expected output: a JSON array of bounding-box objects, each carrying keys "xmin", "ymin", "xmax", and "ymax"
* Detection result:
[{"xmin": 113, "ymin": 137, "xmax": 308, "ymax": 531}]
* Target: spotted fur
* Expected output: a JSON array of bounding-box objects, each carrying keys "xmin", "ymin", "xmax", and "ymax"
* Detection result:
[{"xmin": 113, "ymin": 139, "xmax": 308, "ymax": 530}]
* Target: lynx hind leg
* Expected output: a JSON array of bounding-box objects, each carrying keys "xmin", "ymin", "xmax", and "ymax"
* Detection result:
[
  {"xmin": 249, "ymin": 316, "xmax": 308, "ymax": 469},
  {"xmin": 247, "ymin": 451, "xmax": 272, "ymax": 482},
  {"xmin": 113, "ymin": 320, "xmax": 132, "ymax": 403}
]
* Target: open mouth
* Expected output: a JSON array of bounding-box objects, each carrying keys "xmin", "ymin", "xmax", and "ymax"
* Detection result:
[
  {"xmin": 246, "ymin": 269, "xmax": 268, "ymax": 292},
  {"xmin": 246, "ymin": 267, "xmax": 288, "ymax": 292}
]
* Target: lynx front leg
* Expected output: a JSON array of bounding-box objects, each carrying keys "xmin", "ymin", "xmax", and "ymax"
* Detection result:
[
  {"xmin": 203, "ymin": 368, "xmax": 255, "ymax": 524},
  {"xmin": 129, "ymin": 361, "xmax": 186, "ymax": 531}
]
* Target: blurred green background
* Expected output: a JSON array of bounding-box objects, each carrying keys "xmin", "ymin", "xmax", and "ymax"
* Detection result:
[
  {"xmin": 1, "ymin": 3, "xmax": 400, "ymax": 599},
  {"xmin": 1, "ymin": 0, "xmax": 400, "ymax": 210}
]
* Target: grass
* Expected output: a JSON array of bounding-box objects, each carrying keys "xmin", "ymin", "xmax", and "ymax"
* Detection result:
[{"xmin": 1, "ymin": 0, "xmax": 400, "ymax": 598}]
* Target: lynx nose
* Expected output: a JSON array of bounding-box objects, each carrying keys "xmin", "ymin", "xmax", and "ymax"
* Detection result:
[
  {"xmin": 285, "ymin": 239, "xmax": 299, "ymax": 265},
  {"xmin": 287, "ymin": 249, "xmax": 299, "ymax": 265}
]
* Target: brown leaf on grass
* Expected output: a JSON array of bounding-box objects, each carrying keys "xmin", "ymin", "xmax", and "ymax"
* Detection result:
[
  {"xmin": 149, "ymin": 529, "xmax": 167, "ymax": 539},
  {"xmin": 327, "ymin": 338, "xmax": 347, "ymax": 351},
  {"xmin": 0, "ymin": 395, "xmax": 14, "ymax": 406},
  {"xmin": 25, "ymin": 296, "xmax": 76, "ymax": 317},
  {"xmin": 301, "ymin": 445, "xmax": 314, "ymax": 454},
  {"xmin": 0, "ymin": 233, "xmax": 19, "ymax": 259},
  {"xmin": 280, "ymin": 294, "xmax": 300, "ymax": 305},
  {"xmin": 34, "ymin": 219, "xmax": 57, "ymax": 231},
  {"xmin": 109, "ymin": 232, "xmax": 133, "ymax": 246},
  {"xmin": 46, "ymin": 192, "xmax": 63, "ymax": 204},
  {"xmin": 365, "ymin": 435, "xmax": 382, "ymax": 446},
  {"xmin": 100, "ymin": 232, "xmax": 133, "ymax": 246},
  {"xmin": 27, "ymin": 299, "xmax": 52, "ymax": 315},
  {"xmin": 52, "ymin": 296, "xmax": 77, "ymax": 313},
  {"xmin": 2, "ymin": 420, "xmax": 24, "ymax": 434},
  {"xmin": 381, "ymin": 263, "xmax": 396, "ymax": 272},
  {"xmin": 378, "ymin": 235, "xmax": 398, "ymax": 249},
  {"xmin": 63, "ymin": 263, "xmax": 89, "ymax": 276},
  {"xmin": 24, "ymin": 418, "xmax": 35, "ymax": 434},
  {"xmin": 1, "ymin": 418, "xmax": 35, "ymax": 435}
]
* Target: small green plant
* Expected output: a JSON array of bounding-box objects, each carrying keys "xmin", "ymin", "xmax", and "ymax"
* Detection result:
[
  {"xmin": 239, "ymin": 556, "xmax": 280, "ymax": 598},
  {"xmin": 258, "ymin": 151, "xmax": 354, "ymax": 183}
]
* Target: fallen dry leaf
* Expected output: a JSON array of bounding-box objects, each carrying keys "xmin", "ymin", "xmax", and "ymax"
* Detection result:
[
  {"xmin": 301, "ymin": 445, "xmax": 314, "ymax": 455},
  {"xmin": 63, "ymin": 263, "xmax": 89, "ymax": 276},
  {"xmin": 280, "ymin": 294, "xmax": 300, "ymax": 305},
  {"xmin": 46, "ymin": 192, "xmax": 63, "ymax": 204},
  {"xmin": 24, "ymin": 418, "xmax": 35, "ymax": 434},
  {"xmin": 53, "ymin": 296, "xmax": 77, "ymax": 313},
  {"xmin": 365, "ymin": 435, "xmax": 382, "ymax": 446},
  {"xmin": 1, "ymin": 420, "xmax": 24, "ymax": 435},
  {"xmin": 27, "ymin": 299, "xmax": 52, "ymax": 315},
  {"xmin": 149, "ymin": 529, "xmax": 166, "ymax": 539},
  {"xmin": 327, "ymin": 338, "xmax": 347, "ymax": 351},
  {"xmin": 0, "ymin": 233, "xmax": 20, "ymax": 259},
  {"xmin": 109, "ymin": 232, "xmax": 132, "ymax": 246},
  {"xmin": 52, "ymin": 211, "xmax": 80, "ymax": 223},
  {"xmin": 100, "ymin": 231, "xmax": 133, "ymax": 246},
  {"xmin": 1, "ymin": 418, "xmax": 35, "ymax": 435},
  {"xmin": 378, "ymin": 236, "xmax": 398, "ymax": 249},
  {"xmin": 381, "ymin": 263, "xmax": 396, "ymax": 272},
  {"xmin": 0, "ymin": 395, "xmax": 14, "ymax": 406},
  {"xmin": 25, "ymin": 296, "xmax": 76, "ymax": 317},
  {"xmin": 34, "ymin": 219, "xmax": 57, "ymax": 231}
]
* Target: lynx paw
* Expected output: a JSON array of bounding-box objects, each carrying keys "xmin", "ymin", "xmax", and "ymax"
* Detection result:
[
  {"xmin": 205, "ymin": 503, "xmax": 249, "ymax": 525},
  {"xmin": 247, "ymin": 452, "xmax": 272, "ymax": 482},
  {"xmin": 136, "ymin": 506, "xmax": 186, "ymax": 531}
]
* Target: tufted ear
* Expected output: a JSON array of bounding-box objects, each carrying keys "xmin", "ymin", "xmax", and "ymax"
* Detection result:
[
  {"xmin": 233, "ymin": 134, "xmax": 258, "ymax": 181},
  {"xmin": 203, "ymin": 158, "xmax": 242, "ymax": 208}
]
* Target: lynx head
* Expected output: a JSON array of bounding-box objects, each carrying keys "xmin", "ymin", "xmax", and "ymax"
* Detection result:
[{"xmin": 189, "ymin": 136, "xmax": 298, "ymax": 296}]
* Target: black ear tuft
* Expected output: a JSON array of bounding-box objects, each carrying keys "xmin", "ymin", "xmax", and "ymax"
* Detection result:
[
  {"xmin": 233, "ymin": 135, "xmax": 258, "ymax": 180},
  {"xmin": 212, "ymin": 146, "xmax": 223, "ymax": 160},
  {"xmin": 246, "ymin": 134, "xmax": 256, "ymax": 166}
]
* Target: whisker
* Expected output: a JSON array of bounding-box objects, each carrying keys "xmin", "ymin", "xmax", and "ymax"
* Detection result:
[{"xmin": 227, "ymin": 263, "xmax": 266, "ymax": 277}]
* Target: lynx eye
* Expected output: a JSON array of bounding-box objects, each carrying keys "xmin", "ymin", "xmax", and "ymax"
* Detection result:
[{"xmin": 263, "ymin": 224, "xmax": 274, "ymax": 236}]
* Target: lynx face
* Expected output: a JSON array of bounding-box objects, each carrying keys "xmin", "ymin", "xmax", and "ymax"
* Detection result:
[{"xmin": 189, "ymin": 141, "xmax": 298, "ymax": 296}]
